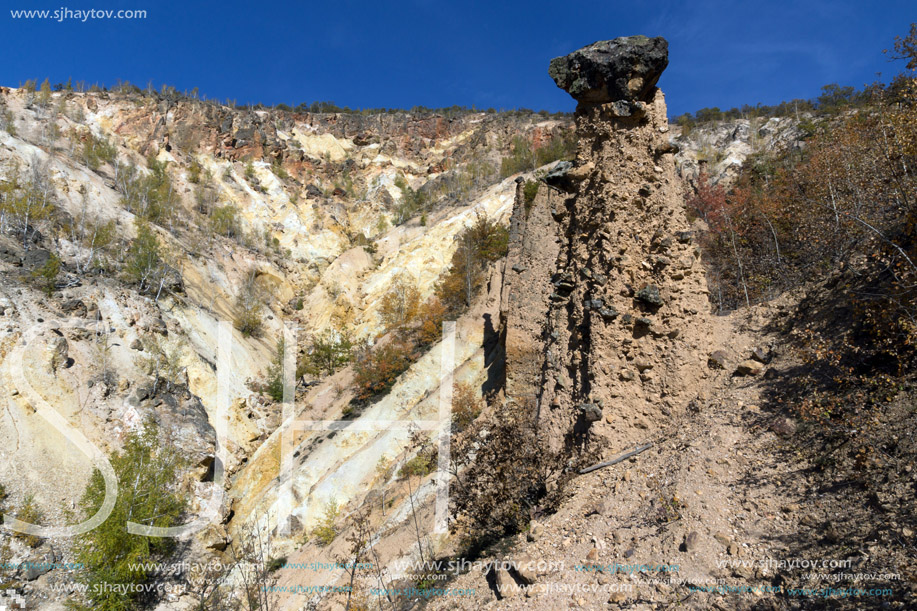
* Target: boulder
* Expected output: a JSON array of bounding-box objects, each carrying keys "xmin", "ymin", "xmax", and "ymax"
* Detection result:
[
  {"xmin": 543, "ymin": 160, "xmax": 576, "ymax": 192},
  {"xmin": 199, "ymin": 523, "xmax": 230, "ymax": 551},
  {"xmin": 22, "ymin": 248, "xmax": 51, "ymax": 270},
  {"xmin": 492, "ymin": 566, "xmax": 521, "ymax": 598},
  {"xmin": 548, "ymin": 36, "xmax": 669, "ymax": 105},
  {"xmin": 45, "ymin": 335, "xmax": 69, "ymax": 373}
]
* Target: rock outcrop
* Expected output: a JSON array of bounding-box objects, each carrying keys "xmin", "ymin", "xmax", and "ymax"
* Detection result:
[
  {"xmin": 548, "ymin": 36, "xmax": 668, "ymax": 105},
  {"xmin": 503, "ymin": 36, "xmax": 713, "ymax": 459},
  {"xmin": 672, "ymin": 115, "xmax": 805, "ymax": 185}
]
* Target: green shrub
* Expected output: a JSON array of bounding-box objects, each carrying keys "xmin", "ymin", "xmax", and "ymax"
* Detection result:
[
  {"xmin": 262, "ymin": 338, "xmax": 288, "ymax": 402},
  {"xmin": 187, "ymin": 160, "xmax": 202, "ymax": 184},
  {"xmin": 115, "ymin": 157, "xmax": 172, "ymax": 222},
  {"xmin": 80, "ymin": 134, "xmax": 117, "ymax": 170},
  {"xmin": 534, "ymin": 130, "xmax": 576, "ymax": 167},
  {"xmin": 210, "ymin": 204, "xmax": 240, "ymax": 238},
  {"xmin": 31, "ymin": 252, "xmax": 60, "ymax": 296},
  {"xmin": 523, "ymin": 180, "xmax": 539, "ymax": 209},
  {"xmin": 398, "ymin": 451, "xmax": 436, "ymax": 479},
  {"xmin": 393, "ymin": 175, "xmax": 428, "ymax": 224},
  {"xmin": 309, "ymin": 499, "xmax": 339, "ymax": 546},
  {"xmin": 271, "ymin": 160, "xmax": 289, "ymax": 180},
  {"xmin": 500, "ymin": 135, "xmax": 534, "ymax": 178},
  {"xmin": 1, "ymin": 109, "xmax": 16, "ymax": 135},
  {"xmin": 124, "ymin": 220, "xmax": 165, "ymax": 293},
  {"xmin": 234, "ymin": 271, "xmax": 266, "ymax": 338},
  {"xmin": 13, "ymin": 495, "xmax": 44, "ymax": 548},
  {"xmin": 70, "ymin": 421, "xmax": 186, "ymax": 611},
  {"xmin": 436, "ymin": 212, "xmax": 509, "ymax": 313},
  {"xmin": 300, "ymin": 329, "xmax": 353, "ymax": 377}
]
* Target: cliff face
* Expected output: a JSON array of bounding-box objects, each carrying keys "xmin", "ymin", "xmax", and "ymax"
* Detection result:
[
  {"xmin": 502, "ymin": 38, "xmax": 714, "ymax": 463},
  {"xmin": 672, "ymin": 115, "xmax": 804, "ymax": 185}
]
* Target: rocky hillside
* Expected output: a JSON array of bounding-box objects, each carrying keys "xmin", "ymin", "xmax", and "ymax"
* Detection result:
[
  {"xmin": 425, "ymin": 37, "xmax": 914, "ymax": 611},
  {"xmin": 1, "ymin": 33, "xmax": 915, "ymax": 611},
  {"xmin": 0, "ymin": 84, "xmax": 573, "ymax": 609},
  {"xmin": 672, "ymin": 115, "xmax": 804, "ymax": 186}
]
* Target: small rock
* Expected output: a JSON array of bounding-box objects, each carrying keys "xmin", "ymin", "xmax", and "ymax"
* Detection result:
[
  {"xmin": 130, "ymin": 338, "xmax": 143, "ymax": 351},
  {"xmin": 734, "ymin": 360, "xmax": 763, "ymax": 376},
  {"xmin": 708, "ymin": 350, "xmax": 729, "ymax": 370},
  {"xmin": 635, "ymin": 359, "xmax": 653, "ymax": 372},
  {"xmin": 609, "ymin": 591, "xmax": 627, "ymax": 604},
  {"xmin": 681, "ymin": 531, "xmax": 700, "ymax": 552},
  {"xmin": 61, "ymin": 299, "xmax": 87, "ymax": 316},
  {"xmin": 543, "ymin": 161, "xmax": 576, "ymax": 192},
  {"xmin": 577, "ymin": 403, "xmax": 603, "ymax": 422},
  {"xmin": 527, "ymin": 521, "xmax": 543, "ymax": 541},
  {"xmin": 599, "ymin": 306, "xmax": 619, "ymax": 321},
  {"xmin": 22, "ymin": 248, "xmax": 51, "ymax": 270},
  {"xmin": 770, "ymin": 417, "xmax": 797, "ymax": 437},
  {"xmin": 586, "ymin": 548, "xmax": 599, "ymax": 561},
  {"xmin": 493, "ymin": 567, "xmax": 521, "ymax": 598},
  {"xmin": 635, "ymin": 284, "xmax": 663, "ymax": 307},
  {"xmin": 750, "ymin": 346, "xmax": 772, "ymax": 363},
  {"xmin": 514, "ymin": 555, "xmax": 538, "ymax": 583},
  {"xmin": 24, "ymin": 563, "xmax": 52, "ymax": 581}
]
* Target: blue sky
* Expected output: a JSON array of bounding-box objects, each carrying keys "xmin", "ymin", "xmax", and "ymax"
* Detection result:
[{"xmin": 1, "ymin": 0, "xmax": 913, "ymax": 116}]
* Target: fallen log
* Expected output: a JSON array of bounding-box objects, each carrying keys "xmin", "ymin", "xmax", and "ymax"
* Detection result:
[{"xmin": 578, "ymin": 442, "xmax": 654, "ymax": 474}]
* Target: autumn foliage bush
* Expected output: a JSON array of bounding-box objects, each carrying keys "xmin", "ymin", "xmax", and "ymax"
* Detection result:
[
  {"xmin": 352, "ymin": 340, "xmax": 415, "ymax": 401},
  {"xmin": 436, "ymin": 212, "xmax": 509, "ymax": 314},
  {"xmin": 690, "ymin": 87, "xmax": 917, "ymax": 314},
  {"xmin": 692, "ymin": 26, "xmax": 917, "ymax": 450},
  {"xmin": 450, "ymin": 398, "xmax": 561, "ymax": 555}
]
